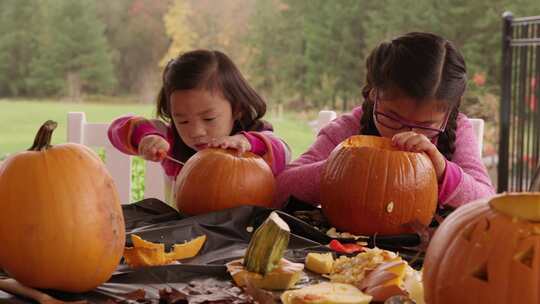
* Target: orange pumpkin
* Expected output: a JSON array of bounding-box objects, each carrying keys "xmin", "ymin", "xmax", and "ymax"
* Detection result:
[
  {"xmin": 0, "ymin": 121, "xmax": 125, "ymax": 292},
  {"xmin": 424, "ymin": 193, "xmax": 540, "ymax": 304},
  {"xmin": 175, "ymin": 148, "xmax": 275, "ymax": 215},
  {"xmin": 321, "ymin": 135, "xmax": 437, "ymax": 235}
]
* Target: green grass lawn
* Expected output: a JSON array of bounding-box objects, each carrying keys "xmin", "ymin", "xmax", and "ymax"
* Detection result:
[
  {"xmin": 0, "ymin": 99, "xmax": 155, "ymax": 157},
  {"xmin": 0, "ymin": 99, "xmax": 315, "ymax": 159},
  {"xmin": 0, "ymin": 99, "xmax": 316, "ymax": 201}
]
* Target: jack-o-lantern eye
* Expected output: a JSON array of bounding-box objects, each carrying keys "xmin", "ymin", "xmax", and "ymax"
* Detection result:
[
  {"xmin": 465, "ymin": 217, "xmax": 491, "ymax": 239},
  {"xmin": 321, "ymin": 135, "xmax": 438, "ymax": 235},
  {"xmin": 514, "ymin": 245, "xmax": 535, "ymax": 268},
  {"xmin": 471, "ymin": 261, "xmax": 489, "ymax": 282}
]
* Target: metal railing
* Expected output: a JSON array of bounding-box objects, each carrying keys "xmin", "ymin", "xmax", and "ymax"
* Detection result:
[{"xmin": 498, "ymin": 12, "xmax": 540, "ymax": 192}]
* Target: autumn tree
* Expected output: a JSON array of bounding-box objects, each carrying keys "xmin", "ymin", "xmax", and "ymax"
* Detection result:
[{"xmin": 27, "ymin": 0, "xmax": 115, "ymax": 99}]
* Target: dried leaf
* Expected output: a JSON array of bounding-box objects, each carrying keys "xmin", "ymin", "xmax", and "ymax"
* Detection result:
[
  {"xmin": 244, "ymin": 279, "xmax": 276, "ymax": 304},
  {"xmin": 159, "ymin": 288, "xmax": 188, "ymax": 304},
  {"xmin": 181, "ymin": 278, "xmax": 255, "ymax": 304},
  {"xmin": 104, "ymin": 288, "xmax": 153, "ymax": 303},
  {"xmin": 123, "ymin": 288, "xmax": 147, "ymax": 300}
]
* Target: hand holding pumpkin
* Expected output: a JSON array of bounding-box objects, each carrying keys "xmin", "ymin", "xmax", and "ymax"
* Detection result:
[
  {"xmin": 207, "ymin": 134, "xmax": 252, "ymax": 153},
  {"xmin": 391, "ymin": 131, "xmax": 446, "ymax": 181},
  {"xmin": 138, "ymin": 135, "xmax": 170, "ymax": 161}
]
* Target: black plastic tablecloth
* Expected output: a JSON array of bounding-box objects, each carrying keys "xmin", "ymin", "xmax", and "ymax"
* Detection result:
[{"xmin": 0, "ymin": 198, "xmax": 423, "ymax": 303}]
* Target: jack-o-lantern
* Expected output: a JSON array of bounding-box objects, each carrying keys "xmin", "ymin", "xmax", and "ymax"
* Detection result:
[
  {"xmin": 424, "ymin": 193, "xmax": 540, "ymax": 304},
  {"xmin": 0, "ymin": 121, "xmax": 125, "ymax": 292},
  {"xmin": 321, "ymin": 135, "xmax": 438, "ymax": 235},
  {"xmin": 175, "ymin": 148, "xmax": 275, "ymax": 215}
]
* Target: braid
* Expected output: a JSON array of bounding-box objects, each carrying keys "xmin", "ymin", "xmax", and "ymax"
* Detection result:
[
  {"xmin": 436, "ymin": 106, "xmax": 459, "ymax": 161},
  {"xmin": 359, "ymin": 79, "xmax": 380, "ymax": 135},
  {"xmin": 359, "ymin": 100, "xmax": 380, "ymax": 136}
]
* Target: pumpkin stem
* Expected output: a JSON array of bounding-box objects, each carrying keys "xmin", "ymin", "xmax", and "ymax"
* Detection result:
[{"xmin": 28, "ymin": 120, "xmax": 58, "ymax": 151}]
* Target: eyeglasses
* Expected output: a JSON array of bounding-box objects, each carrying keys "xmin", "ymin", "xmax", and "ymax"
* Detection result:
[{"xmin": 373, "ymin": 96, "xmax": 450, "ymax": 139}]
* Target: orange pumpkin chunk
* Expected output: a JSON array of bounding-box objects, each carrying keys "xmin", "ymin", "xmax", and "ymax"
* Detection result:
[
  {"xmin": 123, "ymin": 234, "xmax": 206, "ymax": 268},
  {"xmin": 166, "ymin": 235, "xmax": 207, "ymax": 260},
  {"xmin": 124, "ymin": 247, "xmax": 170, "ymax": 268}
]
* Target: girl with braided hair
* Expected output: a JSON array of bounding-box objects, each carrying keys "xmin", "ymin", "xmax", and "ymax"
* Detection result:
[{"xmin": 276, "ymin": 32, "xmax": 494, "ymax": 210}]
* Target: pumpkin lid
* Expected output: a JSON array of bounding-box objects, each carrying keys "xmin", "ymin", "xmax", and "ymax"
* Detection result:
[
  {"xmin": 342, "ymin": 135, "xmax": 397, "ymax": 151},
  {"xmin": 489, "ymin": 192, "xmax": 540, "ymax": 222}
]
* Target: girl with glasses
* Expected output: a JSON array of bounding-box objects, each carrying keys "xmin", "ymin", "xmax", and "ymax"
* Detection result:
[{"xmin": 276, "ymin": 32, "xmax": 494, "ymax": 210}]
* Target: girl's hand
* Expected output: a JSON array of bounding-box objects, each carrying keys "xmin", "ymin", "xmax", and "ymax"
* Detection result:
[
  {"xmin": 138, "ymin": 135, "xmax": 170, "ymax": 162},
  {"xmin": 392, "ymin": 131, "xmax": 447, "ymax": 181},
  {"xmin": 208, "ymin": 134, "xmax": 252, "ymax": 153}
]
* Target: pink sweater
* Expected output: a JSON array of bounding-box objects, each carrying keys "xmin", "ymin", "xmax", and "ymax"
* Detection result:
[
  {"xmin": 107, "ymin": 116, "xmax": 291, "ymax": 181},
  {"xmin": 276, "ymin": 106, "xmax": 495, "ymax": 208}
]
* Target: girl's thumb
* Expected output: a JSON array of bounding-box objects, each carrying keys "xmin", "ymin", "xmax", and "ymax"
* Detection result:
[{"xmin": 156, "ymin": 149, "xmax": 167, "ymax": 160}]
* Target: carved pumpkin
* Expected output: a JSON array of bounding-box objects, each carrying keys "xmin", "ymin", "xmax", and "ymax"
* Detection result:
[
  {"xmin": 321, "ymin": 135, "xmax": 437, "ymax": 235},
  {"xmin": 175, "ymin": 148, "xmax": 275, "ymax": 215},
  {"xmin": 424, "ymin": 193, "xmax": 540, "ymax": 304},
  {"xmin": 0, "ymin": 121, "xmax": 125, "ymax": 292}
]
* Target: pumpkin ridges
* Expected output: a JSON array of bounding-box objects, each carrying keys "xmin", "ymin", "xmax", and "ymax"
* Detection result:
[
  {"xmin": 436, "ymin": 202, "xmax": 492, "ymax": 297},
  {"xmin": 63, "ymin": 144, "xmax": 124, "ymax": 288},
  {"xmin": 322, "ymin": 135, "xmax": 437, "ymax": 235},
  {"xmin": 31, "ymin": 145, "xmax": 122, "ymax": 290},
  {"xmin": 423, "ymin": 200, "xmax": 490, "ymax": 304},
  {"xmin": 474, "ymin": 215, "xmax": 527, "ymax": 304},
  {"xmin": 176, "ymin": 148, "xmax": 274, "ymax": 215}
]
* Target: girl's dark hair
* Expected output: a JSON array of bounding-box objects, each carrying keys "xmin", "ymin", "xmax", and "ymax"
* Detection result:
[
  {"xmin": 360, "ymin": 32, "xmax": 467, "ymax": 160},
  {"xmin": 156, "ymin": 50, "xmax": 269, "ymax": 161}
]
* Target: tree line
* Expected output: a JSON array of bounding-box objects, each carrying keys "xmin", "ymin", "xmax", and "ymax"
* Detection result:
[{"xmin": 0, "ymin": 0, "xmax": 538, "ymax": 109}]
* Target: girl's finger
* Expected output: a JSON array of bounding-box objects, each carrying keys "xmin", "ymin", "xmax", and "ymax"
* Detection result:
[
  {"xmin": 392, "ymin": 132, "xmax": 413, "ymax": 148},
  {"xmin": 156, "ymin": 149, "xmax": 167, "ymax": 161},
  {"xmin": 410, "ymin": 141, "xmax": 430, "ymax": 152},
  {"xmin": 208, "ymin": 140, "xmax": 220, "ymax": 148},
  {"xmin": 240, "ymin": 141, "xmax": 249, "ymax": 153},
  {"xmin": 403, "ymin": 134, "xmax": 425, "ymax": 150},
  {"xmin": 234, "ymin": 141, "xmax": 245, "ymax": 153}
]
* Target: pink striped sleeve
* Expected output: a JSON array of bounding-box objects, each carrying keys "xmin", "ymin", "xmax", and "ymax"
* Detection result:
[
  {"xmin": 242, "ymin": 131, "xmax": 291, "ymax": 176},
  {"xmin": 242, "ymin": 132, "xmax": 267, "ymax": 155},
  {"xmin": 274, "ymin": 107, "xmax": 363, "ymax": 207},
  {"xmin": 107, "ymin": 115, "xmax": 165, "ymax": 156},
  {"xmin": 439, "ymin": 114, "xmax": 495, "ymax": 208},
  {"xmin": 438, "ymin": 160, "xmax": 463, "ymax": 203}
]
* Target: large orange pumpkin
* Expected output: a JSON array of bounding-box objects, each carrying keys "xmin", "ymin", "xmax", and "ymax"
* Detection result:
[
  {"xmin": 424, "ymin": 193, "xmax": 540, "ymax": 304},
  {"xmin": 175, "ymin": 148, "xmax": 275, "ymax": 215},
  {"xmin": 321, "ymin": 135, "xmax": 438, "ymax": 235},
  {"xmin": 0, "ymin": 121, "xmax": 125, "ymax": 292}
]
